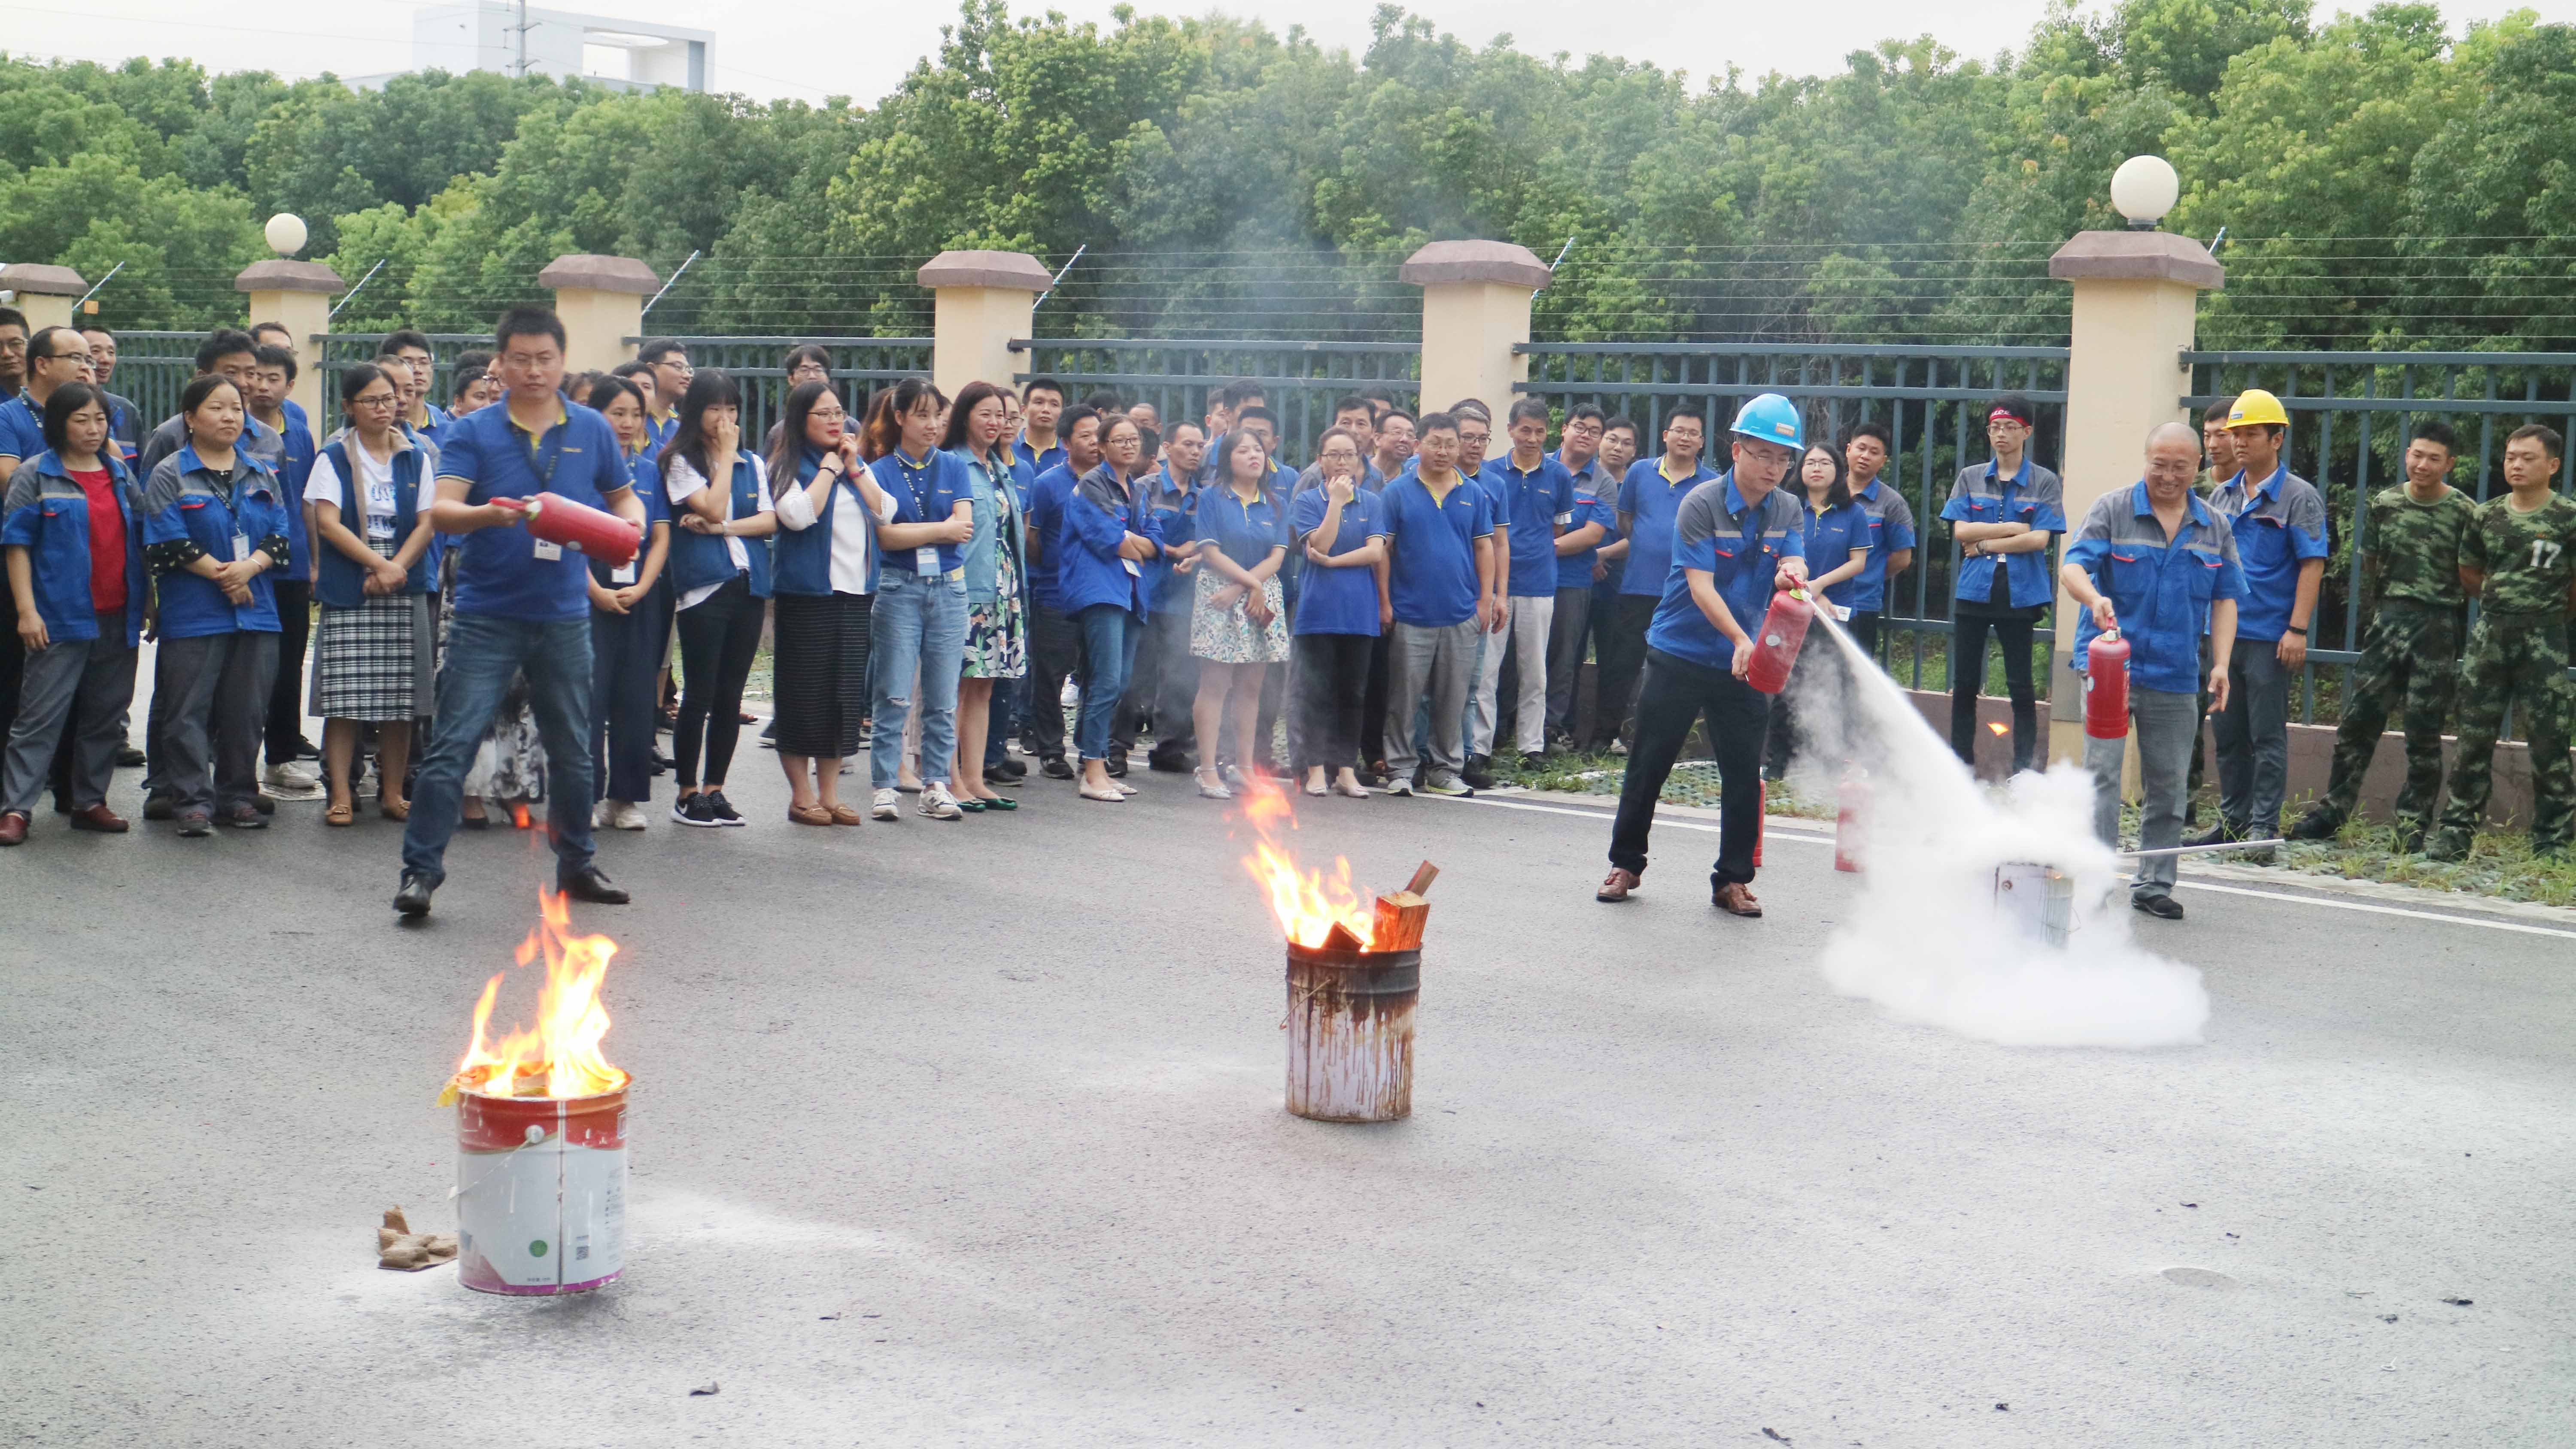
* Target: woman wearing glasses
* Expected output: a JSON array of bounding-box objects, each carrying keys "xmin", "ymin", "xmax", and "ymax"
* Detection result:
[{"xmin": 768, "ymin": 379, "xmax": 887, "ymax": 825}]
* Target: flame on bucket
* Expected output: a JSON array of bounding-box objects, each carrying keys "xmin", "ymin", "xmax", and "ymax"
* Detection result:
[
  {"xmin": 1239, "ymin": 778, "xmax": 1379, "ymax": 949},
  {"xmin": 1987, "ymin": 721, "xmax": 2010, "ymax": 737},
  {"xmin": 438, "ymin": 888, "xmax": 628, "ymax": 1102}
]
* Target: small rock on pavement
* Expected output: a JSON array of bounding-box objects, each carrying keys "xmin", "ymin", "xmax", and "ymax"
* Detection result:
[
  {"xmin": 2161, "ymin": 1267, "xmax": 2238, "ymax": 1288},
  {"xmin": 690, "ymin": 1382, "xmax": 720, "ymax": 1397},
  {"xmin": 2442, "ymin": 1297, "xmax": 2473, "ymax": 1307}
]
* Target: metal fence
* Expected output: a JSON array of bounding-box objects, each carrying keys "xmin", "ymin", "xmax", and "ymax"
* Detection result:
[
  {"xmin": 1012, "ymin": 339, "xmax": 1420, "ymax": 467},
  {"xmin": 1516, "ymin": 342, "xmax": 2071, "ymax": 690},
  {"xmin": 2184, "ymin": 349, "xmax": 2576, "ymax": 721},
  {"xmin": 629, "ymin": 336, "xmax": 933, "ymax": 449},
  {"xmin": 316, "ymin": 333, "xmax": 492, "ymax": 412},
  {"xmin": 100, "ymin": 330, "xmax": 202, "ymax": 430}
]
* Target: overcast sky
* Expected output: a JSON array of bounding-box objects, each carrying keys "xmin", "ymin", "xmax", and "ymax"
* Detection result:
[{"xmin": 16, "ymin": 0, "xmax": 2565, "ymax": 104}]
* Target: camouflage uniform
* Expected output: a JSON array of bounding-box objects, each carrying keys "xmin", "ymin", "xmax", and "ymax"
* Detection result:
[
  {"xmin": 2305, "ymin": 485, "xmax": 2478, "ymax": 839},
  {"xmin": 2427, "ymin": 492, "xmax": 2576, "ymax": 859}
]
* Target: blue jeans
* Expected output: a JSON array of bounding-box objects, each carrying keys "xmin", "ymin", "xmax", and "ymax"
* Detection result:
[
  {"xmin": 1073, "ymin": 603, "xmax": 1143, "ymax": 763},
  {"xmin": 403, "ymin": 612, "xmax": 598, "ymax": 886},
  {"xmin": 870, "ymin": 570, "xmax": 967, "ymax": 789}
]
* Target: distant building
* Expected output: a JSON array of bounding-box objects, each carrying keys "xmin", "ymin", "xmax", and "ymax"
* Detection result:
[{"xmin": 401, "ymin": 3, "xmax": 714, "ymax": 92}]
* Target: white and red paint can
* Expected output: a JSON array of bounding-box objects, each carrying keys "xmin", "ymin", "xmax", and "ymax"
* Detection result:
[{"xmin": 454, "ymin": 1083, "xmax": 629, "ymax": 1294}]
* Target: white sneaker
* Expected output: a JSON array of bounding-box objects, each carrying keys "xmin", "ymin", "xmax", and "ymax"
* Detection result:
[
  {"xmin": 918, "ymin": 783, "xmax": 963, "ymax": 820},
  {"xmin": 266, "ymin": 760, "xmax": 319, "ymax": 787},
  {"xmin": 607, "ymin": 800, "xmax": 647, "ymax": 831},
  {"xmin": 593, "ymin": 801, "xmax": 611, "ymax": 829},
  {"xmin": 872, "ymin": 787, "xmax": 902, "ymax": 822},
  {"xmin": 1060, "ymin": 679, "xmax": 1081, "ymax": 708}
]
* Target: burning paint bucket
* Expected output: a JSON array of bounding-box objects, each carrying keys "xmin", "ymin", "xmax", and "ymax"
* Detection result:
[
  {"xmin": 1285, "ymin": 942, "xmax": 1419, "ymax": 1122},
  {"xmin": 455, "ymin": 1083, "xmax": 628, "ymax": 1294},
  {"xmin": 1992, "ymin": 862, "xmax": 2077, "ymax": 949}
]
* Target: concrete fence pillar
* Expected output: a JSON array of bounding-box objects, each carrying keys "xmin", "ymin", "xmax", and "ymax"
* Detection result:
[
  {"xmin": 539, "ymin": 254, "xmax": 660, "ymax": 374},
  {"xmin": 2043, "ymin": 230, "xmax": 2224, "ymax": 768},
  {"xmin": 237, "ymin": 259, "xmax": 343, "ymax": 423},
  {"xmin": 1400, "ymin": 240, "xmax": 1551, "ymax": 416},
  {"xmin": 917, "ymin": 250, "xmax": 1052, "ymax": 400},
  {"xmin": 0, "ymin": 264, "xmax": 88, "ymax": 333}
]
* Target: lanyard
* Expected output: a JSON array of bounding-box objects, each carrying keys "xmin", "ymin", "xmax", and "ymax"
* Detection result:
[
  {"xmin": 515, "ymin": 414, "xmax": 567, "ymax": 490},
  {"xmin": 892, "ymin": 451, "xmax": 937, "ymax": 522}
]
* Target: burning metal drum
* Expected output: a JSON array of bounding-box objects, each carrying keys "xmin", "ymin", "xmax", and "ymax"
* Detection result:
[
  {"xmin": 455, "ymin": 1083, "xmax": 628, "ymax": 1295},
  {"xmin": 1285, "ymin": 941, "xmax": 1419, "ymax": 1122}
]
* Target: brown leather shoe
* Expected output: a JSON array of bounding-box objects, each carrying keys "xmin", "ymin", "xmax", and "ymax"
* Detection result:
[
  {"xmin": 0, "ymin": 812, "xmax": 27, "ymax": 846},
  {"xmin": 68, "ymin": 804, "xmax": 128, "ymax": 833},
  {"xmin": 1596, "ymin": 867, "xmax": 1641, "ymax": 903},
  {"xmin": 1713, "ymin": 881, "xmax": 1763, "ymax": 918}
]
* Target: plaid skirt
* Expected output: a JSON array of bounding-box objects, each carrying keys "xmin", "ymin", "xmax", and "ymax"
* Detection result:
[
  {"xmin": 772, "ymin": 591, "xmax": 872, "ymax": 758},
  {"xmin": 310, "ymin": 591, "xmax": 434, "ymax": 721}
]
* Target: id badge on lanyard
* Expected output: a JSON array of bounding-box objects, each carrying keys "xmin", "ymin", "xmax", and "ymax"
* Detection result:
[{"xmin": 902, "ymin": 456, "xmax": 939, "ymax": 573}]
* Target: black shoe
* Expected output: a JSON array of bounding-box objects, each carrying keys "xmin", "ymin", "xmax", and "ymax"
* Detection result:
[
  {"xmin": 1460, "ymin": 755, "xmax": 1497, "ymax": 791},
  {"xmin": 558, "ymin": 865, "xmax": 631, "ymax": 905},
  {"xmin": 394, "ymin": 871, "xmax": 436, "ymax": 916},
  {"xmin": 671, "ymin": 792, "xmax": 722, "ymax": 828},
  {"xmin": 175, "ymin": 812, "xmax": 213, "ymax": 838},
  {"xmin": 254, "ymin": 793, "xmax": 276, "ymax": 816},
  {"xmin": 217, "ymin": 803, "xmax": 267, "ymax": 829},
  {"xmin": 1146, "ymin": 747, "xmax": 1191, "ymax": 774},
  {"xmin": 2394, "ymin": 825, "xmax": 2427, "ymax": 855},
  {"xmin": 115, "ymin": 744, "xmax": 146, "ymax": 768},
  {"xmin": 143, "ymin": 791, "xmax": 176, "ymax": 822},
  {"xmin": 2287, "ymin": 808, "xmax": 2342, "ymax": 842},
  {"xmin": 293, "ymin": 737, "xmax": 321, "ymax": 761},
  {"xmin": 1105, "ymin": 754, "xmax": 1129, "ymax": 778},
  {"xmin": 2184, "ymin": 823, "xmax": 2243, "ymax": 850},
  {"xmin": 996, "ymin": 757, "xmax": 1030, "ymax": 781},
  {"xmin": 2422, "ymin": 829, "xmax": 2470, "ymax": 863},
  {"xmin": 703, "ymin": 788, "xmax": 745, "ymax": 826},
  {"xmin": 1040, "ymin": 755, "xmax": 1075, "ymax": 780},
  {"xmin": 2132, "ymin": 893, "xmax": 2186, "ymax": 920}
]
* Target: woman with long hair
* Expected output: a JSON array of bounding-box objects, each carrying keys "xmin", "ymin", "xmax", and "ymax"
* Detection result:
[
  {"xmin": 944, "ymin": 381, "xmax": 1027, "ymax": 811},
  {"xmin": 865, "ymin": 377, "xmax": 975, "ymax": 822},
  {"xmin": 0, "ymin": 382, "xmax": 146, "ymax": 844},
  {"xmin": 1186, "ymin": 428, "xmax": 1290, "ymax": 799},
  {"xmin": 141, "ymin": 375, "xmax": 293, "ymax": 836},
  {"xmin": 1764, "ymin": 439, "xmax": 1874, "ymax": 780},
  {"xmin": 584, "ymin": 374, "xmax": 672, "ymax": 830},
  {"xmin": 767, "ymin": 378, "xmax": 886, "ymax": 825},
  {"xmin": 1061, "ymin": 413, "xmax": 1162, "ymax": 802},
  {"xmin": 660, "ymin": 369, "xmax": 777, "ymax": 827},
  {"xmin": 304, "ymin": 363, "xmax": 440, "ymax": 825},
  {"xmin": 1290, "ymin": 427, "xmax": 1387, "ymax": 798}
]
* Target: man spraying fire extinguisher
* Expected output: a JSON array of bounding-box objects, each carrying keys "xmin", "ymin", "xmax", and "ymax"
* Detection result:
[
  {"xmin": 1595, "ymin": 393, "xmax": 1809, "ymax": 919},
  {"xmin": 2059, "ymin": 421, "xmax": 2245, "ymax": 921}
]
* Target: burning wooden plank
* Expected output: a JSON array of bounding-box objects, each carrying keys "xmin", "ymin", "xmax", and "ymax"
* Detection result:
[{"xmin": 1368, "ymin": 859, "xmax": 1437, "ymax": 951}]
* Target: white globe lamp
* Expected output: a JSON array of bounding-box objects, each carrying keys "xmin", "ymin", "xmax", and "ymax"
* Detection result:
[
  {"xmin": 264, "ymin": 212, "xmax": 309, "ymax": 258},
  {"xmin": 2109, "ymin": 156, "xmax": 2179, "ymax": 232}
]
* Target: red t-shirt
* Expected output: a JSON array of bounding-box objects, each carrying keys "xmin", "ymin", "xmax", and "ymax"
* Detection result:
[{"xmin": 69, "ymin": 467, "xmax": 126, "ymax": 613}]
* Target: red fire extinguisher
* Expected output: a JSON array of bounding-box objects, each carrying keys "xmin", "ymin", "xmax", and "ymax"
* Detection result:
[
  {"xmin": 1744, "ymin": 585, "xmax": 1814, "ymax": 695},
  {"xmin": 1835, "ymin": 773, "xmax": 1868, "ymax": 873},
  {"xmin": 496, "ymin": 492, "xmax": 642, "ymax": 567},
  {"xmin": 2085, "ymin": 629, "xmax": 2132, "ymax": 740}
]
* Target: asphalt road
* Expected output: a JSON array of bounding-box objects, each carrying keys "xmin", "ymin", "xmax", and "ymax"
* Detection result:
[{"xmin": 3, "ymin": 740, "xmax": 2569, "ymax": 1446}]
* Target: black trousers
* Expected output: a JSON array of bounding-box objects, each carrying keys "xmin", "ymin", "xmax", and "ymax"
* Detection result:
[
  {"xmin": 1361, "ymin": 631, "xmax": 1392, "ymax": 766},
  {"xmin": 1114, "ymin": 606, "xmax": 1197, "ymax": 755},
  {"xmin": 1610, "ymin": 648, "xmax": 1769, "ymax": 886},
  {"xmin": 1591, "ymin": 593, "xmax": 1659, "ymax": 747},
  {"xmin": 1293, "ymin": 631, "xmax": 1373, "ymax": 773},
  {"xmin": 672, "ymin": 576, "xmax": 764, "ymax": 791},
  {"xmin": 591, "ymin": 579, "xmax": 669, "ymax": 804},
  {"xmin": 1950, "ymin": 603, "xmax": 2039, "ymax": 773},
  {"xmin": 264, "ymin": 577, "xmax": 313, "ymax": 764},
  {"xmin": 1024, "ymin": 601, "xmax": 1080, "ymax": 762}
]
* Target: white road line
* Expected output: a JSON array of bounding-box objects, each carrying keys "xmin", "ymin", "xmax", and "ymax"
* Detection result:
[{"xmin": 1428, "ymin": 793, "xmax": 2576, "ymax": 941}]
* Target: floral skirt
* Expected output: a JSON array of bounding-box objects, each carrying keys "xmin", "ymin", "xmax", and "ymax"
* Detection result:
[
  {"xmin": 1189, "ymin": 568, "xmax": 1289, "ymax": 664},
  {"xmin": 964, "ymin": 542, "xmax": 1028, "ymax": 680}
]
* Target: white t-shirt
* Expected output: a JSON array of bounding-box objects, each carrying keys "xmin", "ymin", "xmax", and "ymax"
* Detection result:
[
  {"xmin": 665, "ymin": 452, "xmax": 769, "ymax": 610},
  {"xmin": 772, "ymin": 464, "xmax": 883, "ymax": 595},
  {"xmin": 305, "ymin": 440, "xmax": 402, "ymax": 543}
]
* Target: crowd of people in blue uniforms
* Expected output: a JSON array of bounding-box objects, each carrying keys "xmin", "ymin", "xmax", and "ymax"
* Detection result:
[{"xmin": 5, "ymin": 302, "xmax": 2564, "ymax": 920}]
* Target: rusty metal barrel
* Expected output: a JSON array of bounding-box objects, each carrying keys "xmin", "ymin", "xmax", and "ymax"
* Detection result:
[{"xmin": 1284, "ymin": 941, "xmax": 1419, "ymax": 1122}]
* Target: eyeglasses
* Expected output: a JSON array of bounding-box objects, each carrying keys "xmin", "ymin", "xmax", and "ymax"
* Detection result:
[
  {"xmin": 811, "ymin": 407, "xmax": 847, "ymax": 421},
  {"xmin": 351, "ymin": 392, "xmax": 400, "ymax": 408}
]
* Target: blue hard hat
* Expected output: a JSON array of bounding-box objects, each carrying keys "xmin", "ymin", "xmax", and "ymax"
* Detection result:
[{"xmin": 1730, "ymin": 393, "xmax": 1804, "ymax": 451}]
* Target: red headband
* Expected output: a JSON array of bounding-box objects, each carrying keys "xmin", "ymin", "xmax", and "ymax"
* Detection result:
[{"xmin": 1989, "ymin": 407, "xmax": 2029, "ymax": 426}]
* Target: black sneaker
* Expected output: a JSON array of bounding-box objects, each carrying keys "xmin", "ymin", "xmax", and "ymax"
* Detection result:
[
  {"xmin": 996, "ymin": 757, "xmax": 1029, "ymax": 781},
  {"xmin": 175, "ymin": 812, "xmax": 213, "ymax": 838},
  {"xmin": 2183, "ymin": 822, "xmax": 2243, "ymax": 850},
  {"xmin": 1146, "ymin": 747, "xmax": 1193, "ymax": 774},
  {"xmin": 2132, "ymin": 893, "xmax": 2186, "ymax": 920},
  {"xmin": 2286, "ymin": 808, "xmax": 2342, "ymax": 842},
  {"xmin": 115, "ymin": 744, "xmax": 147, "ymax": 768},
  {"xmin": 143, "ymin": 791, "xmax": 176, "ymax": 822},
  {"xmin": 1040, "ymin": 755, "xmax": 1075, "ymax": 780},
  {"xmin": 671, "ymin": 793, "xmax": 722, "ymax": 828},
  {"xmin": 703, "ymin": 789, "xmax": 745, "ymax": 826},
  {"xmin": 293, "ymin": 737, "xmax": 322, "ymax": 761},
  {"xmin": 1460, "ymin": 755, "xmax": 1497, "ymax": 791},
  {"xmin": 1105, "ymin": 754, "xmax": 1129, "ymax": 778}
]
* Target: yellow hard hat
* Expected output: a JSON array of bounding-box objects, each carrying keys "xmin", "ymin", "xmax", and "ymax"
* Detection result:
[{"xmin": 2227, "ymin": 388, "xmax": 2289, "ymax": 429}]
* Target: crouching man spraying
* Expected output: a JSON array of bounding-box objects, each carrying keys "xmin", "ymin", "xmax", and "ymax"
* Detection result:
[{"xmin": 2059, "ymin": 422, "xmax": 2245, "ymax": 921}]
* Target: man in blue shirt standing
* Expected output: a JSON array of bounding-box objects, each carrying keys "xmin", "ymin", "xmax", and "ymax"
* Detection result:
[
  {"xmin": 1022, "ymin": 406, "xmax": 1103, "ymax": 779},
  {"xmin": 1941, "ymin": 393, "xmax": 2065, "ymax": 775},
  {"xmin": 1544, "ymin": 403, "xmax": 1613, "ymax": 750},
  {"xmin": 2062, "ymin": 422, "xmax": 2246, "ymax": 919},
  {"xmin": 1377, "ymin": 413, "xmax": 1495, "ymax": 796},
  {"xmin": 1469, "ymin": 397, "xmax": 1576, "ymax": 765},
  {"xmin": 1602, "ymin": 410, "xmax": 1719, "ymax": 754},
  {"xmin": 394, "ymin": 307, "xmax": 647, "ymax": 918},
  {"xmin": 1598, "ymin": 394, "xmax": 1808, "ymax": 918}
]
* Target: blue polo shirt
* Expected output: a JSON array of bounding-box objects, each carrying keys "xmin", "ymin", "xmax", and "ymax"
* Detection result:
[
  {"xmin": 1645, "ymin": 474, "xmax": 1807, "ymax": 672},
  {"xmin": 1291, "ymin": 485, "xmax": 1387, "ymax": 637},
  {"xmin": 2066, "ymin": 482, "xmax": 2248, "ymax": 694},
  {"xmin": 1486, "ymin": 452, "xmax": 1577, "ymax": 598},
  {"xmin": 869, "ymin": 447, "xmax": 971, "ymax": 577},
  {"xmin": 1135, "ymin": 464, "xmax": 1199, "ymax": 613},
  {"xmin": 1379, "ymin": 470, "xmax": 1494, "ymax": 629},
  {"xmin": 0, "ymin": 391, "xmax": 40, "ymax": 463},
  {"xmin": 1557, "ymin": 477, "xmax": 1619, "ymax": 592},
  {"xmin": 1021, "ymin": 435, "xmax": 1066, "ymax": 479},
  {"xmin": 2208, "ymin": 463, "xmax": 2329, "ymax": 643},
  {"xmin": 434, "ymin": 400, "xmax": 637, "ymax": 621},
  {"xmin": 1847, "ymin": 477, "xmax": 1917, "ymax": 612},
  {"xmin": 1617, "ymin": 455, "xmax": 1717, "ymax": 596},
  {"xmin": 1941, "ymin": 457, "xmax": 2066, "ymax": 609},
  {"xmin": 1800, "ymin": 498, "xmax": 1873, "ymax": 608},
  {"xmin": 1196, "ymin": 482, "xmax": 1290, "ymax": 570}
]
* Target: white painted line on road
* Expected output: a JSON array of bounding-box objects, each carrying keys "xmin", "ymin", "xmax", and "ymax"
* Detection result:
[{"xmin": 1429, "ymin": 793, "xmax": 2576, "ymax": 941}]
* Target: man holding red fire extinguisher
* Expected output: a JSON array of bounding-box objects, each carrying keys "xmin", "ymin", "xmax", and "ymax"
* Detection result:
[
  {"xmin": 1596, "ymin": 393, "xmax": 1809, "ymax": 919},
  {"xmin": 2060, "ymin": 422, "xmax": 2245, "ymax": 920}
]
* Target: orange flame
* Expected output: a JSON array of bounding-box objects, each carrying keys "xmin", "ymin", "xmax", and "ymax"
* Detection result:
[
  {"xmin": 1239, "ymin": 777, "xmax": 1379, "ymax": 948},
  {"xmin": 442, "ymin": 888, "xmax": 628, "ymax": 1101},
  {"xmin": 1986, "ymin": 721, "xmax": 2010, "ymax": 737}
]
